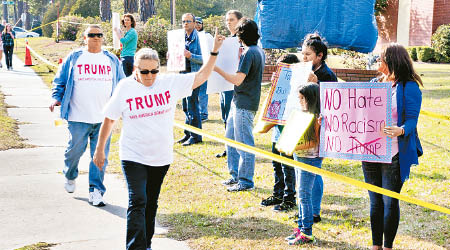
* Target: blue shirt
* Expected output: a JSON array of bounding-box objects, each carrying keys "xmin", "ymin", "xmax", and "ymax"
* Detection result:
[{"xmin": 120, "ymin": 28, "xmax": 138, "ymax": 57}]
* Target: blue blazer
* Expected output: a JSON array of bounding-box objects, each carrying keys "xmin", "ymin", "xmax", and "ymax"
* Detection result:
[{"xmin": 396, "ymin": 80, "xmax": 423, "ymax": 182}]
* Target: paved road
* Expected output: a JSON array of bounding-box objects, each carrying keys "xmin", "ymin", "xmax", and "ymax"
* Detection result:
[{"xmin": 0, "ymin": 56, "xmax": 189, "ymax": 250}]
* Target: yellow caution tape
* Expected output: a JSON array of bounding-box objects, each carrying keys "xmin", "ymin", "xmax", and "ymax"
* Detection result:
[
  {"xmin": 420, "ymin": 110, "xmax": 450, "ymax": 121},
  {"xmin": 174, "ymin": 121, "xmax": 450, "ymax": 215}
]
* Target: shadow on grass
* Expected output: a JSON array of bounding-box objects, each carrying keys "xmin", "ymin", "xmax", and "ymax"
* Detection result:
[
  {"xmin": 158, "ymin": 212, "xmax": 364, "ymax": 249},
  {"xmin": 422, "ymin": 88, "xmax": 450, "ymax": 100},
  {"xmin": 421, "ymin": 139, "xmax": 450, "ymax": 153},
  {"xmin": 410, "ymin": 172, "xmax": 447, "ymax": 181}
]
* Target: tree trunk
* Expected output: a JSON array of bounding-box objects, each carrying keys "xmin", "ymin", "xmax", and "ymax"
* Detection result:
[
  {"xmin": 18, "ymin": 1, "xmax": 23, "ymax": 27},
  {"xmin": 25, "ymin": 0, "xmax": 31, "ymax": 30},
  {"xmin": 14, "ymin": 1, "xmax": 18, "ymax": 25},
  {"xmin": 100, "ymin": 0, "xmax": 111, "ymax": 22},
  {"xmin": 124, "ymin": 0, "xmax": 138, "ymax": 14},
  {"xmin": 139, "ymin": 0, "xmax": 155, "ymax": 23},
  {"xmin": 3, "ymin": 3, "xmax": 8, "ymax": 22}
]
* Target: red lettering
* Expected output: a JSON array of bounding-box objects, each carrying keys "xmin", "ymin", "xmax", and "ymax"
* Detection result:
[
  {"xmin": 85, "ymin": 64, "xmax": 90, "ymax": 74},
  {"xmin": 92, "ymin": 64, "xmax": 97, "ymax": 74},
  {"xmin": 144, "ymin": 95, "xmax": 153, "ymax": 108},
  {"xmin": 135, "ymin": 97, "xmax": 144, "ymax": 110},
  {"xmin": 77, "ymin": 64, "xmax": 83, "ymax": 74},
  {"xmin": 107, "ymin": 66, "xmax": 111, "ymax": 75},
  {"xmin": 126, "ymin": 98, "xmax": 133, "ymax": 111},
  {"xmin": 154, "ymin": 93, "xmax": 165, "ymax": 106},
  {"xmin": 99, "ymin": 65, "xmax": 105, "ymax": 75},
  {"xmin": 165, "ymin": 91, "xmax": 171, "ymax": 104}
]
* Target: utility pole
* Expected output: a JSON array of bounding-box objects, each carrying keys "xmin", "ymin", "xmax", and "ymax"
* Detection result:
[{"xmin": 170, "ymin": 0, "xmax": 175, "ymax": 27}]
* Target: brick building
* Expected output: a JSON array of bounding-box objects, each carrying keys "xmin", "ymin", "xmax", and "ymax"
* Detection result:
[{"xmin": 376, "ymin": 0, "xmax": 450, "ymax": 50}]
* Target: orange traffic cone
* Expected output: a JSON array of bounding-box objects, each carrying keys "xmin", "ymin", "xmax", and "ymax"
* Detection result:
[{"xmin": 25, "ymin": 41, "xmax": 33, "ymax": 66}]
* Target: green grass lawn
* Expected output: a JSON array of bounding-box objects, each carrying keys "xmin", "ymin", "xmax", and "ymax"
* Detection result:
[{"xmin": 4, "ymin": 39, "xmax": 449, "ymax": 249}]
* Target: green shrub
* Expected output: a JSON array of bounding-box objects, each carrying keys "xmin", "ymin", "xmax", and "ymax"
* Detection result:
[
  {"xmin": 55, "ymin": 15, "xmax": 85, "ymax": 41},
  {"xmin": 406, "ymin": 47, "xmax": 417, "ymax": 61},
  {"xmin": 42, "ymin": 4, "xmax": 58, "ymax": 37},
  {"xmin": 416, "ymin": 46, "xmax": 435, "ymax": 62},
  {"xmin": 70, "ymin": 0, "xmax": 100, "ymax": 18},
  {"xmin": 137, "ymin": 16, "xmax": 170, "ymax": 65},
  {"xmin": 431, "ymin": 24, "xmax": 450, "ymax": 63},
  {"xmin": 203, "ymin": 15, "xmax": 228, "ymax": 36}
]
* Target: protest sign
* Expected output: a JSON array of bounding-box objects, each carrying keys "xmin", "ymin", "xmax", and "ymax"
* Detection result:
[
  {"xmin": 112, "ymin": 13, "xmax": 121, "ymax": 50},
  {"xmin": 205, "ymin": 36, "xmax": 240, "ymax": 94},
  {"xmin": 276, "ymin": 109, "xmax": 315, "ymax": 156},
  {"xmin": 261, "ymin": 62, "xmax": 311, "ymax": 124},
  {"xmin": 319, "ymin": 82, "xmax": 392, "ymax": 163},
  {"xmin": 167, "ymin": 29, "xmax": 186, "ymax": 72}
]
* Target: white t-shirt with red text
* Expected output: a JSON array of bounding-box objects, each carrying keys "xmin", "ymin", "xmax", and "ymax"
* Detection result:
[
  {"xmin": 103, "ymin": 73, "xmax": 195, "ymax": 166},
  {"xmin": 68, "ymin": 50, "xmax": 113, "ymax": 123}
]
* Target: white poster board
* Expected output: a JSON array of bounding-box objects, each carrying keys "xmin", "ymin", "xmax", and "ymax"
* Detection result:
[
  {"xmin": 112, "ymin": 12, "xmax": 121, "ymax": 50},
  {"xmin": 281, "ymin": 61, "xmax": 312, "ymax": 120},
  {"xmin": 205, "ymin": 36, "xmax": 240, "ymax": 94},
  {"xmin": 167, "ymin": 29, "xmax": 186, "ymax": 72}
]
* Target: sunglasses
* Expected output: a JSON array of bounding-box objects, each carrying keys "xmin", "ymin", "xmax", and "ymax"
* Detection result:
[
  {"xmin": 87, "ymin": 33, "xmax": 103, "ymax": 38},
  {"xmin": 139, "ymin": 69, "xmax": 159, "ymax": 75},
  {"xmin": 182, "ymin": 20, "xmax": 193, "ymax": 24}
]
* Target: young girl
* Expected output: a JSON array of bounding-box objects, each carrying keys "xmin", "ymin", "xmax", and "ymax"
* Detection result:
[
  {"xmin": 285, "ymin": 83, "xmax": 322, "ymax": 245},
  {"xmin": 301, "ymin": 33, "xmax": 337, "ymax": 223}
]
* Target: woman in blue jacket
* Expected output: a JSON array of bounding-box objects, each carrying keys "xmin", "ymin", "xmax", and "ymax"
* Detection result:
[{"xmin": 362, "ymin": 43, "xmax": 423, "ymax": 250}]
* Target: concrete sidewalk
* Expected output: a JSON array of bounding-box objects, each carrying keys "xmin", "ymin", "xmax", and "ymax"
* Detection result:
[{"xmin": 0, "ymin": 56, "xmax": 190, "ymax": 250}]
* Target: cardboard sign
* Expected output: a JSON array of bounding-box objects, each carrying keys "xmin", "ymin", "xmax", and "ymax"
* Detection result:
[
  {"xmin": 261, "ymin": 62, "xmax": 311, "ymax": 124},
  {"xmin": 205, "ymin": 36, "xmax": 240, "ymax": 94},
  {"xmin": 319, "ymin": 82, "xmax": 393, "ymax": 163},
  {"xmin": 276, "ymin": 109, "xmax": 315, "ymax": 156},
  {"xmin": 167, "ymin": 29, "xmax": 186, "ymax": 72}
]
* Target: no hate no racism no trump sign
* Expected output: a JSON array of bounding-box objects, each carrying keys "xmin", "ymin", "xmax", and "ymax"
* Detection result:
[{"xmin": 319, "ymin": 82, "xmax": 393, "ymax": 163}]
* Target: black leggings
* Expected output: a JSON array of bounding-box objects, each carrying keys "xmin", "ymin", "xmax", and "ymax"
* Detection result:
[{"xmin": 3, "ymin": 45, "xmax": 13, "ymax": 69}]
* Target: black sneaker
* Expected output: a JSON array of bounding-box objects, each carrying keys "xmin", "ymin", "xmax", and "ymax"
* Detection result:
[
  {"xmin": 261, "ymin": 195, "xmax": 282, "ymax": 206},
  {"xmin": 313, "ymin": 215, "xmax": 321, "ymax": 223},
  {"xmin": 273, "ymin": 201, "xmax": 296, "ymax": 212}
]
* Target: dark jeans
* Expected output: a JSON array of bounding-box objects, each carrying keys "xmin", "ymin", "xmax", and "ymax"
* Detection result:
[
  {"xmin": 182, "ymin": 86, "xmax": 202, "ymax": 141},
  {"xmin": 122, "ymin": 160, "xmax": 170, "ymax": 250},
  {"xmin": 3, "ymin": 45, "xmax": 13, "ymax": 69},
  {"xmin": 220, "ymin": 90, "xmax": 233, "ymax": 126},
  {"xmin": 122, "ymin": 56, "xmax": 134, "ymax": 77},
  {"xmin": 362, "ymin": 154, "xmax": 403, "ymax": 249},
  {"xmin": 271, "ymin": 142, "xmax": 296, "ymax": 201}
]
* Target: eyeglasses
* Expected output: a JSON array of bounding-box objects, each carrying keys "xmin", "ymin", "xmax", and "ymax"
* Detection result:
[
  {"xmin": 182, "ymin": 20, "xmax": 193, "ymax": 24},
  {"xmin": 139, "ymin": 69, "xmax": 159, "ymax": 75},
  {"xmin": 87, "ymin": 33, "xmax": 103, "ymax": 38}
]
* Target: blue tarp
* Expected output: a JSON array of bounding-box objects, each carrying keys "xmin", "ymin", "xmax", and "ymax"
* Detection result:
[{"xmin": 254, "ymin": 0, "xmax": 378, "ymax": 53}]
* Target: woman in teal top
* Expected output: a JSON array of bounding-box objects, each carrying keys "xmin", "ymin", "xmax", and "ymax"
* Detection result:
[{"xmin": 114, "ymin": 13, "xmax": 138, "ymax": 76}]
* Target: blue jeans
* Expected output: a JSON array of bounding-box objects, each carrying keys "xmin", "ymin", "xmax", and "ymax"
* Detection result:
[
  {"xmin": 64, "ymin": 121, "xmax": 111, "ymax": 194},
  {"xmin": 293, "ymin": 155, "xmax": 323, "ymax": 236},
  {"xmin": 225, "ymin": 105, "xmax": 256, "ymax": 188},
  {"xmin": 312, "ymin": 173, "xmax": 323, "ymax": 216},
  {"xmin": 271, "ymin": 143, "xmax": 296, "ymax": 201},
  {"xmin": 122, "ymin": 56, "xmax": 134, "ymax": 77},
  {"xmin": 122, "ymin": 161, "xmax": 169, "ymax": 250},
  {"xmin": 362, "ymin": 154, "xmax": 403, "ymax": 248},
  {"xmin": 198, "ymin": 81, "xmax": 208, "ymax": 120},
  {"xmin": 220, "ymin": 90, "xmax": 233, "ymax": 126},
  {"xmin": 182, "ymin": 86, "xmax": 202, "ymax": 141}
]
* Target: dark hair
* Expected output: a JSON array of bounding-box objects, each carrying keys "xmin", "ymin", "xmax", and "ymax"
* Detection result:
[
  {"xmin": 278, "ymin": 54, "xmax": 300, "ymax": 64},
  {"xmin": 298, "ymin": 83, "xmax": 320, "ymax": 142},
  {"xmin": 236, "ymin": 18, "xmax": 260, "ymax": 46},
  {"xmin": 226, "ymin": 10, "xmax": 243, "ymax": 20},
  {"xmin": 381, "ymin": 43, "xmax": 423, "ymax": 87},
  {"xmin": 302, "ymin": 33, "xmax": 328, "ymax": 62},
  {"xmin": 122, "ymin": 13, "xmax": 136, "ymax": 28}
]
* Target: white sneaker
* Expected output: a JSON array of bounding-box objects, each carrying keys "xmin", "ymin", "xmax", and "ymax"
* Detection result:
[
  {"xmin": 64, "ymin": 178, "xmax": 76, "ymax": 193},
  {"xmin": 89, "ymin": 188, "xmax": 105, "ymax": 207}
]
